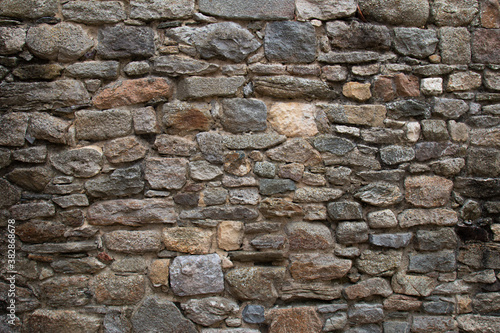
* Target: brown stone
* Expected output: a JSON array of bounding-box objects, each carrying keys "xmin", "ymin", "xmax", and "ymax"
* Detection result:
[
  {"xmin": 470, "ymin": 128, "xmax": 500, "ymax": 147},
  {"xmin": 104, "ymin": 230, "xmax": 162, "ymax": 253},
  {"xmin": 23, "ymin": 310, "xmax": 101, "ymax": 333},
  {"xmin": 279, "ymin": 163, "xmax": 305, "ymax": 181},
  {"xmin": 225, "ymin": 267, "xmax": 286, "ymax": 304},
  {"xmin": 259, "ymin": 197, "xmax": 304, "ymax": 217},
  {"xmin": 344, "ymin": 277, "xmax": 393, "ymax": 300},
  {"xmin": 286, "ymin": 222, "xmax": 334, "ymax": 251},
  {"xmin": 224, "ymin": 152, "xmax": 251, "ymax": 176},
  {"xmin": 473, "ymin": 29, "xmax": 500, "ymax": 64},
  {"xmin": 268, "ymin": 307, "xmax": 322, "ymax": 333},
  {"xmin": 217, "ymin": 221, "xmax": 244, "ymax": 251},
  {"xmin": 481, "ymin": 0, "xmax": 500, "ymax": 28},
  {"xmin": 357, "ymin": 249, "xmax": 402, "ymax": 276},
  {"xmin": 145, "ymin": 157, "xmax": 188, "ymax": 190},
  {"xmin": 405, "ymin": 175, "xmax": 453, "ymax": 207},
  {"xmin": 289, "ymin": 254, "xmax": 352, "ymax": 281},
  {"xmin": 267, "ymin": 138, "xmax": 322, "ymax": 166},
  {"xmin": 342, "ymin": 82, "xmax": 372, "ymax": 102},
  {"xmin": 391, "ymin": 272, "xmax": 438, "ymax": 296},
  {"xmin": 155, "ymin": 134, "xmax": 197, "ymax": 156},
  {"xmin": 149, "ymin": 259, "xmax": 170, "ymax": 287},
  {"xmin": 268, "ymin": 102, "xmax": 318, "ymax": 137},
  {"xmin": 373, "ymin": 76, "xmax": 396, "ymax": 101},
  {"xmin": 104, "ymin": 136, "xmax": 148, "ymax": 164},
  {"xmin": 447, "ymin": 71, "xmax": 482, "ymax": 91},
  {"xmin": 394, "ymin": 73, "xmax": 420, "ymax": 97},
  {"xmin": 321, "ymin": 103, "xmax": 387, "ymax": 127},
  {"xmin": 93, "ymin": 78, "xmax": 173, "ymax": 109},
  {"xmin": 6, "ymin": 166, "xmax": 52, "ymax": 192},
  {"xmin": 16, "ymin": 221, "xmax": 67, "ymax": 243},
  {"xmin": 92, "ymin": 273, "xmax": 145, "ymax": 305},
  {"xmin": 383, "ymin": 294, "xmax": 422, "ymax": 311},
  {"xmin": 163, "ymin": 227, "xmax": 214, "ymax": 254},
  {"xmin": 162, "ymin": 101, "xmax": 213, "ymax": 133},
  {"xmin": 398, "ymin": 208, "xmax": 458, "ymax": 228}
]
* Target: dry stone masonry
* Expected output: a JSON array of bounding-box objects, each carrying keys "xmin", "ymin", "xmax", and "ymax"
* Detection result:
[{"xmin": 0, "ymin": 0, "xmax": 500, "ymax": 332}]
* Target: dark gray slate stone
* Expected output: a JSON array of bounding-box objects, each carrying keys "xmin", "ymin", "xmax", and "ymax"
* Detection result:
[
  {"xmin": 220, "ymin": 98, "xmax": 267, "ymax": 133},
  {"xmin": 423, "ymin": 300, "xmax": 454, "ymax": 314},
  {"xmin": 0, "ymin": 80, "xmax": 90, "ymax": 112},
  {"xmin": 196, "ymin": 132, "xmax": 225, "ymax": 164},
  {"xmin": 242, "ymin": 304, "xmax": 265, "ymax": 324},
  {"xmin": 254, "ymin": 76, "xmax": 338, "ymax": 99},
  {"xmin": 259, "ymin": 179, "xmax": 296, "ymax": 195},
  {"xmin": 408, "ymin": 251, "xmax": 456, "ymax": 273},
  {"xmin": 394, "ymin": 28, "xmax": 438, "ymax": 58},
  {"xmin": 455, "ymin": 177, "xmax": 500, "ymax": 198},
  {"xmin": 199, "ymin": 0, "xmax": 295, "ymax": 19},
  {"xmin": 180, "ymin": 206, "xmax": 258, "ymax": 221},
  {"xmin": 386, "ymin": 100, "xmax": 431, "ymax": 119},
  {"xmin": 415, "ymin": 229, "xmax": 457, "ymax": 251},
  {"xmin": 85, "ymin": 165, "xmax": 144, "ymax": 198},
  {"xmin": 326, "ymin": 21, "xmax": 391, "ymax": 50},
  {"xmin": 383, "ymin": 322, "xmax": 410, "ymax": 333},
  {"xmin": 170, "ymin": 254, "xmax": 224, "ymax": 296},
  {"xmin": 318, "ymin": 51, "xmax": 380, "ymax": 64},
  {"xmin": 62, "ymin": 1, "xmax": 126, "ymax": 24},
  {"xmin": 369, "ymin": 233, "xmax": 413, "ymax": 248},
  {"xmin": 380, "ymin": 145, "xmax": 415, "ymax": 165},
  {"xmin": 328, "ymin": 201, "xmax": 363, "ymax": 220},
  {"xmin": 131, "ymin": 296, "xmax": 197, "ymax": 333},
  {"xmin": 415, "ymin": 142, "xmax": 459, "ymax": 161},
  {"xmin": 358, "ymin": 0, "xmax": 429, "ymax": 26},
  {"xmin": 265, "ymin": 21, "xmax": 317, "ymax": 63},
  {"xmin": 97, "ymin": 26, "xmax": 155, "ymax": 59},
  {"xmin": 313, "ymin": 135, "xmax": 355, "ymax": 155}
]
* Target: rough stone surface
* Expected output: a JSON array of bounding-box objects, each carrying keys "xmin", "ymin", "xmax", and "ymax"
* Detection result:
[
  {"xmin": 320, "ymin": 104, "xmax": 386, "ymax": 127},
  {"xmin": 432, "ymin": 0, "xmax": 478, "ymax": 26},
  {"xmin": 358, "ymin": 0, "xmax": 430, "ymax": 26},
  {"xmin": 199, "ymin": 0, "xmax": 295, "ymax": 20},
  {"xmin": 220, "ymin": 98, "xmax": 267, "ymax": 133},
  {"xmin": 62, "ymin": 1, "xmax": 126, "ymax": 24},
  {"xmin": 296, "ymin": 0, "xmax": 357, "ymax": 20},
  {"xmin": 394, "ymin": 28, "xmax": 438, "ymax": 58},
  {"xmin": 131, "ymin": 0, "xmax": 194, "ymax": 20},
  {"xmin": 327, "ymin": 21, "xmax": 391, "ymax": 51},
  {"xmin": 75, "ymin": 109, "xmax": 132, "ymax": 141},
  {"xmin": 92, "ymin": 273, "xmax": 145, "ymax": 305},
  {"xmin": 23, "ymin": 310, "xmax": 100, "ymax": 333},
  {"xmin": 405, "ymin": 175, "xmax": 453, "ymax": 207},
  {"xmin": 170, "ymin": 254, "xmax": 224, "ymax": 296},
  {"xmin": 268, "ymin": 103, "xmax": 318, "ymax": 137},
  {"xmin": 179, "ymin": 76, "xmax": 245, "ymax": 100},
  {"xmin": 267, "ymin": 307, "xmax": 323, "ymax": 333},
  {"xmin": 289, "ymin": 253, "xmax": 352, "ymax": 280},
  {"xmin": 163, "ymin": 227, "xmax": 213, "ymax": 254},
  {"xmin": 145, "ymin": 157, "xmax": 188, "ymax": 190},
  {"xmin": 104, "ymin": 230, "xmax": 162, "ymax": 253},
  {"xmin": 98, "ymin": 26, "xmax": 155, "ymax": 59},
  {"xmin": 154, "ymin": 55, "xmax": 218, "ymax": 76},
  {"xmin": 254, "ymin": 76, "xmax": 337, "ymax": 100},
  {"xmin": 50, "ymin": 147, "xmax": 103, "ymax": 178},
  {"xmin": 355, "ymin": 182, "xmax": 403, "ymax": 207},
  {"xmin": 265, "ymin": 21, "xmax": 317, "ymax": 63},
  {"xmin": 440, "ymin": 27, "xmax": 471, "ymax": 64}
]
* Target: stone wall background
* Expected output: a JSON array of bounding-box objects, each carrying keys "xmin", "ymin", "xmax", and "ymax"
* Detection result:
[{"xmin": 1, "ymin": 0, "xmax": 500, "ymax": 332}]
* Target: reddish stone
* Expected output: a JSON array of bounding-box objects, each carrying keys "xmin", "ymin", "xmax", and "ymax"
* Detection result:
[
  {"xmin": 373, "ymin": 75, "xmax": 396, "ymax": 101},
  {"xmin": 394, "ymin": 73, "xmax": 420, "ymax": 97},
  {"xmin": 481, "ymin": 0, "xmax": 500, "ymax": 28},
  {"xmin": 259, "ymin": 197, "xmax": 303, "ymax": 217},
  {"xmin": 93, "ymin": 78, "xmax": 173, "ymax": 109},
  {"xmin": 383, "ymin": 294, "xmax": 422, "ymax": 311},
  {"xmin": 405, "ymin": 175, "xmax": 453, "ymax": 207},
  {"xmin": 16, "ymin": 221, "xmax": 67, "ymax": 243},
  {"xmin": 268, "ymin": 307, "xmax": 322, "ymax": 333},
  {"xmin": 473, "ymin": 29, "xmax": 500, "ymax": 64}
]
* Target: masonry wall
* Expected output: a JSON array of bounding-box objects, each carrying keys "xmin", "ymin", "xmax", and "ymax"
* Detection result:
[{"xmin": 1, "ymin": 0, "xmax": 500, "ymax": 332}]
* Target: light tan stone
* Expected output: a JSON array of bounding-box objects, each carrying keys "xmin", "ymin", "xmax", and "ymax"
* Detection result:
[
  {"xmin": 268, "ymin": 102, "xmax": 318, "ymax": 137},
  {"xmin": 405, "ymin": 175, "xmax": 453, "ymax": 207},
  {"xmin": 342, "ymin": 82, "xmax": 372, "ymax": 102},
  {"xmin": 268, "ymin": 307, "xmax": 322, "ymax": 333},
  {"xmin": 217, "ymin": 221, "xmax": 244, "ymax": 251},
  {"xmin": 492, "ymin": 224, "xmax": 500, "ymax": 241},
  {"xmin": 149, "ymin": 259, "xmax": 170, "ymax": 287},
  {"xmin": 392, "ymin": 272, "xmax": 438, "ymax": 296},
  {"xmin": 163, "ymin": 227, "xmax": 214, "ymax": 254}
]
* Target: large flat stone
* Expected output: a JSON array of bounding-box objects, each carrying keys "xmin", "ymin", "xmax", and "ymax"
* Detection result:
[
  {"xmin": 130, "ymin": 0, "xmax": 194, "ymax": 20},
  {"xmin": 178, "ymin": 76, "xmax": 245, "ymax": 100},
  {"xmin": 254, "ymin": 76, "xmax": 338, "ymax": 99},
  {"xmin": 199, "ymin": 0, "xmax": 294, "ymax": 19},
  {"xmin": 170, "ymin": 254, "xmax": 224, "ymax": 296},
  {"xmin": 473, "ymin": 29, "xmax": 500, "ymax": 63},
  {"xmin": 50, "ymin": 147, "xmax": 103, "ymax": 178},
  {"xmin": 0, "ymin": 112, "xmax": 29, "ymax": 146},
  {"xmin": 85, "ymin": 165, "xmax": 144, "ymax": 198},
  {"xmin": 265, "ymin": 21, "xmax": 317, "ymax": 63},
  {"xmin": 226, "ymin": 267, "xmax": 285, "ymax": 303},
  {"xmin": 92, "ymin": 273, "xmax": 145, "ymax": 305},
  {"xmin": 320, "ymin": 104, "xmax": 386, "ymax": 127},
  {"xmin": 23, "ymin": 310, "xmax": 100, "ymax": 333},
  {"xmin": 359, "ymin": 0, "xmax": 429, "ymax": 26},
  {"xmin": 145, "ymin": 157, "xmax": 188, "ymax": 190},
  {"xmin": 0, "ymin": 27, "xmax": 26, "ymax": 55},
  {"xmin": 297, "ymin": 0, "xmax": 357, "ymax": 20},
  {"xmin": 97, "ymin": 25, "xmax": 154, "ymax": 59},
  {"xmin": 327, "ymin": 21, "xmax": 391, "ymax": 50},
  {"xmin": 290, "ymin": 253, "xmax": 352, "ymax": 280},
  {"xmin": 75, "ymin": 109, "xmax": 132, "ymax": 141},
  {"xmin": 269, "ymin": 103, "xmax": 318, "ymax": 138},
  {"xmin": 405, "ymin": 175, "xmax": 453, "ymax": 207},
  {"xmin": 62, "ymin": 1, "xmax": 126, "ymax": 24},
  {"xmin": 221, "ymin": 98, "xmax": 267, "ymax": 133},
  {"xmin": 104, "ymin": 230, "xmax": 162, "ymax": 253}
]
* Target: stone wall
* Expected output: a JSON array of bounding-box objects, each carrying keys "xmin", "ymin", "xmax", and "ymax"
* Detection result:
[{"xmin": 1, "ymin": 0, "xmax": 500, "ymax": 332}]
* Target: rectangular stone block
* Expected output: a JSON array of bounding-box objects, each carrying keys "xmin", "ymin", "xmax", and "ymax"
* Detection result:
[
  {"xmin": 131, "ymin": 0, "xmax": 194, "ymax": 20},
  {"xmin": 62, "ymin": 1, "xmax": 126, "ymax": 24},
  {"xmin": 320, "ymin": 103, "xmax": 386, "ymax": 127},
  {"xmin": 75, "ymin": 109, "xmax": 132, "ymax": 141},
  {"xmin": 178, "ymin": 76, "xmax": 245, "ymax": 100},
  {"xmin": 104, "ymin": 230, "xmax": 162, "ymax": 253},
  {"xmin": 199, "ymin": 0, "xmax": 294, "ymax": 19}
]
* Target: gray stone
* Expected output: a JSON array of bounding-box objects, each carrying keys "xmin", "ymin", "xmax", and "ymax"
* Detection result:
[
  {"xmin": 0, "ymin": 113, "xmax": 28, "ymax": 147},
  {"xmin": 415, "ymin": 142, "xmax": 459, "ymax": 161},
  {"xmin": 0, "ymin": 27, "xmax": 26, "ymax": 55},
  {"xmin": 457, "ymin": 315, "xmax": 500, "ymax": 333},
  {"xmin": 345, "ymin": 325, "xmax": 382, "ymax": 333},
  {"xmin": 358, "ymin": 0, "xmax": 429, "ymax": 26},
  {"xmin": 62, "ymin": 1, "xmax": 126, "ymax": 24},
  {"xmin": 242, "ymin": 304, "xmax": 265, "ymax": 324},
  {"xmin": 223, "ymin": 134, "xmax": 286, "ymax": 150},
  {"xmin": 259, "ymin": 179, "xmax": 296, "ymax": 195},
  {"xmin": 337, "ymin": 222, "xmax": 369, "ymax": 244},
  {"xmin": 178, "ymin": 76, "xmax": 245, "ymax": 100},
  {"xmin": 225, "ymin": 267, "xmax": 285, "ymax": 303},
  {"xmin": 0, "ymin": 80, "xmax": 90, "ymax": 112},
  {"xmin": 104, "ymin": 136, "xmax": 148, "ymax": 163},
  {"xmin": 386, "ymin": 99, "xmax": 431, "ymax": 119},
  {"xmin": 52, "ymin": 194, "xmax": 89, "ymax": 208},
  {"xmin": 124, "ymin": 61, "xmax": 150, "ymax": 77},
  {"xmin": 97, "ymin": 26, "xmax": 155, "ymax": 59},
  {"xmin": 65, "ymin": 61, "xmax": 119, "ymax": 80},
  {"xmin": 414, "ymin": 64, "xmax": 456, "ymax": 76},
  {"xmin": 111, "ymin": 257, "xmax": 148, "ymax": 273},
  {"xmin": 367, "ymin": 209, "xmax": 398, "ymax": 228},
  {"xmin": 361, "ymin": 128, "xmax": 406, "ymax": 144},
  {"xmin": 253, "ymin": 161, "xmax": 276, "ymax": 178},
  {"xmin": 202, "ymin": 188, "xmax": 228, "ymax": 206},
  {"xmin": 412, "ymin": 316, "xmax": 456, "ymax": 333},
  {"xmin": 23, "ymin": 309, "xmax": 100, "ymax": 333},
  {"xmin": 21, "ymin": 241, "xmax": 98, "ymax": 253},
  {"xmin": 265, "ymin": 21, "xmax": 317, "ymax": 63},
  {"xmin": 408, "ymin": 251, "xmax": 456, "ymax": 273},
  {"xmin": 421, "ymin": 119, "xmax": 449, "ymax": 141},
  {"xmin": 145, "ymin": 157, "xmax": 188, "ymax": 190},
  {"xmin": 432, "ymin": 0, "xmax": 478, "ymax": 26},
  {"xmin": 433, "ymin": 97, "xmax": 469, "ymax": 119},
  {"xmin": 313, "ymin": 135, "xmax": 355, "ymax": 155},
  {"xmin": 26, "ymin": 23, "xmax": 93, "ymax": 62},
  {"xmin": 75, "ymin": 109, "xmax": 132, "ymax": 141},
  {"xmin": 394, "ymin": 28, "xmax": 438, "ymax": 58},
  {"xmin": 296, "ymin": 0, "xmax": 356, "ymax": 19},
  {"xmin": 190, "ymin": 160, "xmax": 223, "ymax": 181},
  {"xmin": 323, "ymin": 65, "xmax": 349, "ymax": 81},
  {"xmin": 327, "ymin": 201, "xmax": 363, "ymax": 220},
  {"xmin": 0, "ymin": 179, "xmax": 20, "ymax": 208},
  {"xmin": 29, "ymin": 112, "xmax": 71, "ymax": 145},
  {"xmin": 131, "ymin": 0, "xmax": 194, "ymax": 20},
  {"xmin": 254, "ymin": 76, "xmax": 338, "ymax": 99},
  {"xmin": 50, "ymin": 147, "xmax": 103, "ymax": 178},
  {"xmin": 133, "ymin": 107, "xmax": 159, "ymax": 135},
  {"xmin": 485, "ymin": 69, "xmax": 500, "ymax": 90},
  {"xmin": 181, "ymin": 297, "xmax": 238, "ymax": 326},
  {"xmin": 398, "ymin": 208, "xmax": 458, "ymax": 228},
  {"xmin": 181, "ymin": 206, "xmax": 258, "ymax": 221},
  {"xmin": 0, "ymin": 0, "xmax": 58, "ymax": 19},
  {"xmin": 355, "ymin": 182, "xmax": 403, "ymax": 207},
  {"xmin": 85, "ymin": 165, "xmax": 144, "ymax": 198},
  {"xmin": 220, "ymin": 98, "xmax": 267, "ymax": 133},
  {"xmin": 467, "ymin": 147, "xmax": 500, "ymax": 177},
  {"xmin": 344, "ymin": 278, "xmax": 393, "ymax": 300},
  {"xmin": 357, "ymin": 249, "xmax": 403, "ymax": 276},
  {"xmin": 104, "ymin": 230, "xmax": 162, "ymax": 253},
  {"xmin": 348, "ymin": 304, "xmax": 384, "ymax": 324},
  {"xmin": 154, "ymin": 55, "xmax": 218, "ymax": 76},
  {"xmin": 324, "ymin": 148, "xmax": 381, "ymax": 170},
  {"xmin": 439, "ymin": 27, "xmax": 471, "ymax": 64},
  {"xmin": 286, "ymin": 221, "xmax": 334, "ymax": 250},
  {"xmin": 170, "ymin": 254, "xmax": 224, "ymax": 296},
  {"xmin": 51, "ymin": 257, "xmax": 105, "ymax": 274},
  {"xmin": 383, "ymin": 322, "xmax": 410, "ymax": 333},
  {"xmin": 103, "ymin": 311, "xmax": 131, "ymax": 333},
  {"xmin": 423, "ymin": 299, "xmax": 454, "ymax": 314},
  {"xmin": 92, "ymin": 273, "xmax": 145, "ymax": 305},
  {"xmin": 369, "ymin": 233, "xmax": 413, "ymax": 248},
  {"xmin": 326, "ymin": 21, "xmax": 391, "ymax": 50},
  {"xmin": 318, "ymin": 51, "xmax": 381, "ymax": 64},
  {"xmin": 6, "ymin": 166, "xmax": 52, "ymax": 192},
  {"xmin": 294, "ymin": 187, "xmax": 343, "ymax": 202},
  {"xmin": 323, "ymin": 312, "xmax": 348, "ymax": 331},
  {"xmin": 199, "ymin": 0, "xmax": 294, "ymax": 19},
  {"xmin": 39, "ymin": 275, "xmax": 90, "ymax": 307},
  {"xmin": 447, "ymin": 71, "xmax": 482, "ymax": 91},
  {"xmin": 415, "ymin": 229, "xmax": 457, "ymax": 251},
  {"xmin": 380, "ymin": 145, "xmax": 415, "ymax": 165}
]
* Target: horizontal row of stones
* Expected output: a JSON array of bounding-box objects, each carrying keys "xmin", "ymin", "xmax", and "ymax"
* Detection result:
[
  {"xmin": 1, "ymin": 21, "xmax": 500, "ymax": 65},
  {"xmin": 1, "ymin": 0, "xmax": 499, "ymax": 28}
]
